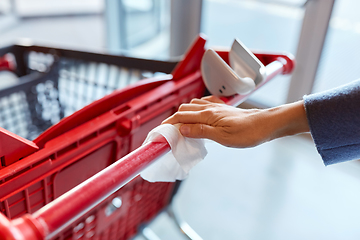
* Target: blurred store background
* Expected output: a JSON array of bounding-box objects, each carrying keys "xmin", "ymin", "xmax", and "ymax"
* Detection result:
[{"xmin": 1, "ymin": 0, "xmax": 360, "ymax": 239}]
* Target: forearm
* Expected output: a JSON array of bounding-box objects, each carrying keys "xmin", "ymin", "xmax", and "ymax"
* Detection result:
[{"xmin": 264, "ymin": 100, "xmax": 310, "ymax": 141}]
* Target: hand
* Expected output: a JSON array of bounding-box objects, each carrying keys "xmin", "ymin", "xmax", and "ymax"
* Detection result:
[{"xmin": 162, "ymin": 96, "xmax": 309, "ymax": 148}]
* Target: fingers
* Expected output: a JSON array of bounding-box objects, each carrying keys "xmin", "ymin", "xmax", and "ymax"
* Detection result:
[
  {"xmin": 190, "ymin": 98, "xmax": 210, "ymax": 104},
  {"xmin": 179, "ymin": 123, "xmax": 218, "ymax": 140},
  {"xmin": 178, "ymin": 103, "xmax": 207, "ymax": 112},
  {"xmin": 162, "ymin": 102, "xmax": 209, "ymax": 125},
  {"xmin": 162, "ymin": 111, "xmax": 205, "ymax": 125},
  {"xmin": 190, "ymin": 95, "xmax": 225, "ymax": 104},
  {"xmin": 179, "ymin": 96, "xmax": 224, "ymax": 112},
  {"xmin": 201, "ymin": 95, "xmax": 225, "ymax": 104},
  {"xmin": 162, "ymin": 95, "xmax": 224, "ymax": 125},
  {"xmin": 190, "ymin": 96, "xmax": 224, "ymax": 104}
]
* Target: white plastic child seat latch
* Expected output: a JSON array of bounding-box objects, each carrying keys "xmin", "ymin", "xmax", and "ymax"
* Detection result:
[{"xmin": 201, "ymin": 39, "xmax": 266, "ymax": 97}]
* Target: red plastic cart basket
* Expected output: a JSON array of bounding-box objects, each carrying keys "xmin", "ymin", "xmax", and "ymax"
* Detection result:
[{"xmin": 0, "ymin": 35, "xmax": 294, "ymax": 240}]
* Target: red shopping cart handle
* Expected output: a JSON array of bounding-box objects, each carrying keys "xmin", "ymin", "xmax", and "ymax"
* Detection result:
[{"xmin": 0, "ymin": 35, "xmax": 294, "ymax": 240}]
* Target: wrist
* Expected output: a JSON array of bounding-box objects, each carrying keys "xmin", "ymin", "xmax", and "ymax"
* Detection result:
[{"xmin": 265, "ymin": 100, "xmax": 310, "ymax": 141}]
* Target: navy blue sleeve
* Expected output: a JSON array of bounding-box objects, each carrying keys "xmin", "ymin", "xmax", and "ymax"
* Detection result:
[{"xmin": 303, "ymin": 79, "xmax": 360, "ymax": 165}]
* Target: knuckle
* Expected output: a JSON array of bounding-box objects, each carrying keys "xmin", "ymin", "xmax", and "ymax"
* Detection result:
[
  {"xmin": 200, "ymin": 109, "xmax": 213, "ymax": 119},
  {"xmin": 203, "ymin": 95, "xmax": 215, "ymax": 101},
  {"xmin": 171, "ymin": 111, "xmax": 182, "ymax": 121},
  {"xmin": 208, "ymin": 95, "xmax": 217, "ymax": 101},
  {"xmin": 201, "ymin": 96, "xmax": 211, "ymax": 100},
  {"xmin": 178, "ymin": 103, "xmax": 187, "ymax": 111},
  {"xmin": 199, "ymin": 124, "xmax": 205, "ymax": 136},
  {"xmin": 190, "ymin": 98, "xmax": 200, "ymax": 104},
  {"xmin": 206, "ymin": 95, "xmax": 224, "ymax": 104}
]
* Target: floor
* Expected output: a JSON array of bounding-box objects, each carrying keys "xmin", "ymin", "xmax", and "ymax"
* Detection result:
[
  {"xmin": 1, "ymin": 1, "xmax": 360, "ymax": 239},
  {"xmin": 144, "ymin": 137, "xmax": 360, "ymax": 240}
]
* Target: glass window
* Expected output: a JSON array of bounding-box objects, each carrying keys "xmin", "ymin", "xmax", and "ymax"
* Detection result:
[
  {"xmin": 312, "ymin": 0, "xmax": 360, "ymax": 93},
  {"xmin": 106, "ymin": 0, "xmax": 170, "ymax": 59},
  {"xmin": 201, "ymin": 0, "xmax": 305, "ymax": 106}
]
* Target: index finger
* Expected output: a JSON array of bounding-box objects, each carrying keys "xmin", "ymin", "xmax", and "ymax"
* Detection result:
[{"xmin": 162, "ymin": 111, "xmax": 205, "ymax": 125}]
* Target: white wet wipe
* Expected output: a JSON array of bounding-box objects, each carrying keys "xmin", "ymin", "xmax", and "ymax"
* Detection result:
[{"xmin": 140, "ymin": 124, "xmax": 207, "ymax": 182}]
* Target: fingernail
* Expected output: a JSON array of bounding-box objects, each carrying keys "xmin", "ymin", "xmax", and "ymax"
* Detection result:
[{"xmin": 180, "ymin": 125, "xmax": 190, "ymax": 136}]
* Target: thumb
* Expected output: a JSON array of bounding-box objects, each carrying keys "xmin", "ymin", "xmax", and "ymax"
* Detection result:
[{"xmin": 179, "ymin": 123, "xmax": 217, "ymax": 140}]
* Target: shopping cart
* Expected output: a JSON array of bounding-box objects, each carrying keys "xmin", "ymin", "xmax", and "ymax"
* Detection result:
[{"xmin": 0, "ymin": 35, "xmax": 294, "ymax": 240}]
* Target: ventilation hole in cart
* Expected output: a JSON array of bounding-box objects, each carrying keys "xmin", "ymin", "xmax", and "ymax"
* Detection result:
[
  {"xmin": 73, "ymin": 232, "xmax": 84, "ymax": 240},
  {"xmin": 73, "ymin": 222, "xmax": 84, "ymax": 233},
  {"xmin": 105, "ymin": 197, "xmax": 122, "ymax": 216},
  {"xmin": 85, "ymin": 230, "xmax": 95, "ymax": 238},
  {"xmin": 134, "ymin": 194, "xmax": 142, "ymax": 202},
  {"xmin": 0, "ymin": 156, "xmax": 5, "ymax": 168},
  {"xmin": 85, "ymin": 215, "xmax": 96, "ymax": 225},
  {"xmin": 73, "ymin": 222, "xmax": 85, "ymax": 239}
]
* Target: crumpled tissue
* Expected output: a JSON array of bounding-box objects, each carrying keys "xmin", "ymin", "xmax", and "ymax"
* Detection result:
[{"xmin": 140, "ymin": 124, "xmax": 207, "ymax": 182}]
